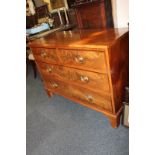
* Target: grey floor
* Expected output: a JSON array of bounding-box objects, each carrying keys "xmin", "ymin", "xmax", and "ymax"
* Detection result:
[{"xmin": 26, "ymin": 66, "xmax": 129, "ymax": 155}]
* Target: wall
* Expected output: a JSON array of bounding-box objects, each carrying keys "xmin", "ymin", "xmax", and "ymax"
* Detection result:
[{"xmin": 111, "ymin": 0, "xmax": 129, "ymax": 28}]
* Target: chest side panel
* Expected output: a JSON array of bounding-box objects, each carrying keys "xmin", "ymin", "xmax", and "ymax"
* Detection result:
[{"xmin": 108, "ymin": 32, "xmax": 129, "ymax": 112}]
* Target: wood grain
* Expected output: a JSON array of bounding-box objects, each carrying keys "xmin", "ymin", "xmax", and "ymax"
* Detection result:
[
  {"xmin": 37, "ymin": 61, "xmax": 110, "ymax": 94},
  {"xmin": 32, "ymin": 48, "xmax": 108, "ymax": 73},
  {"xmin": 108, "ymin": 32, "xmax": 129, "ymax": 112},
  {"xmin": 74, "ymin": 0, "xmax": 107, "ymax": 29},
  {"xmin": 44, "ymin": 79, "xmax": 113, "ymax": 112},
  {"xmin": 29, "ymin": 28, "xmax": 129, "ymax": 128}
]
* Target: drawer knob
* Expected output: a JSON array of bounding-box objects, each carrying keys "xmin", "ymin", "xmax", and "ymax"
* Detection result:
[
  {"xmin": 40, "ymin": 51, "xmax": 47, "ymax": 58},
  {"xmin": 85, "ymin": 94, "xmax": 93, "ymax": 103},
  {"xmin": 51, "ymin": 83, "xmax": 58, "ymax": 88},
  {"xmin": 80, "ymin": 76, "xmax": 89, "ymax": 83},
  {"xmin": 75, "ymin": 56, "xmax": 84, "ymax": 63},
  {"xmin": 46, "ymin": 66, "xmax": 53, "ymax": 73}
]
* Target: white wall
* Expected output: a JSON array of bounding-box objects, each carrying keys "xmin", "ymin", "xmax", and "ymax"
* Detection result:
[{"xmin": 111, "ymin": 0, "xmax": 129, "ymax": 28}]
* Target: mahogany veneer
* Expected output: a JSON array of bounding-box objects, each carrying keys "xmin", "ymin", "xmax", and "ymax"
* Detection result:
[{"xmin": 29, "ymin": 28, "xmax": 129, "ymax": 128}]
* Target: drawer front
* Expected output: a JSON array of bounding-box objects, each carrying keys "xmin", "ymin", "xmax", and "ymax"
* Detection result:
[
  {"xmin": 58, "ymin": 49, "xmax": 107, "ymax": 73},
  {"xmin": 32, "ymin": 48, "xmax": 107, "ymax": 73},
  {"xmin": 44, "ymin": 79, "xmax": 112, "ymax": 112},
  {"xmin": 32, "ymin": 48, "xmax": 59, "ymax": 64},
  {"xmin": 37, "ymin": 62, "xmax": 110, "ymax": 93}
]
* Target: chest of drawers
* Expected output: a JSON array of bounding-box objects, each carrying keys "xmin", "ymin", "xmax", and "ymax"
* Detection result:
[{"xmin": 29, "ymin": 28, "xmax": 129, "ymax": 128}]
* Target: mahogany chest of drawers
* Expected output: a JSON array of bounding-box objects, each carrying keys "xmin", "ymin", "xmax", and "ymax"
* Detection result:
[{"xmin": 29, "ymin": 28, "xmax": 129, "ymax": 128}]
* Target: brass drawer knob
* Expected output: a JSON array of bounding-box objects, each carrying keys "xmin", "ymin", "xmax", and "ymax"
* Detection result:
[
  {"xmin": 46, "ymin": 66, "xmax": 53, "ymax": 73},
  {"xmin": 40, "ymin": 51, "xmax": 47, "ymax": 58},
  {"xmin": 51, "ymin": 83, "xmax": 58, "ymax": 88},
  {"xmin": 75, "ymin": 56, "xmax": 84, "ymax": 63},
  {"xmin": 80, "ymin": 76, "xmax": 89, "ymax": 83},
  {"xmin": 85, "ymin": 94, "xmax": 93, "ymax": 103}
]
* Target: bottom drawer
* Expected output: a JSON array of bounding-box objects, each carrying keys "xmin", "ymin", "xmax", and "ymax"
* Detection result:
[{"xmin": 44, "ymin": 79, "xmax": 113, "ymax": 112}]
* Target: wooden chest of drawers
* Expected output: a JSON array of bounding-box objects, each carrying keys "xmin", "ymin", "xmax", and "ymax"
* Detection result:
[{"xmin": 29, "ymin": 28, "xmax": 129, "ymax": 128}]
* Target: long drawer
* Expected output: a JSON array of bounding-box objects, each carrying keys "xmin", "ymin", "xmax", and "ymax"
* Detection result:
[
  {"xmin": 44, "ymin": 79, "xmax": 113, "ymax": 112},
  {"xmin": 32, "ymin": 48, "xmax": 108, "ymax": 73},
  {"xmin": 37, "ymin": 62, "xmax": 110, "ymax": 93}
]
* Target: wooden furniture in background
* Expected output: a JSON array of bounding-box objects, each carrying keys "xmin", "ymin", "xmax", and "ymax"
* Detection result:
[
  {"xmin": 50, "ymin": 0, "xmax": 65, "ymax": 9},
  {"xmin": 35, "ymin": 3, "xmax": 48, "ymax": 19},
  {"xmin": 26, "ymin": 0, "xmax": 49, "ymax": 28},
  {"xmin": 29, "ymin": 28, "xmax": 129, "ymax": 128},
  {"xmin": 51, "ymin": 9, "xmax": 77, "ymax": 28},
  {"xmin": 70, "ymin": 0, "xmax": 114, "ymax": 29}
]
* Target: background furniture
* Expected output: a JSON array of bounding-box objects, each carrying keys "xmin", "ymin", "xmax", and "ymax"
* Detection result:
[
  {"xmin": 27, "ymin": 0, "xmax": 114, "ymax": 29},
  {"xmin": 26, "ymin": 0, "xmax": 49, "ymax": 28},
  {"xmin": 50, "ymin": 0, "xmax": 65, "ymax": 9},
  {"xmin": 33, "ymin": 0, "xmax": 49, "ymax": 18},
  {"xmin": 69, "ymin": 0, "xmax": 114, "ymax": 29},
  {"xmin": 50, "ymin": 9, "xmax": 77, "ymax": 29},
  {"xmin": 29, "ymin": 28, "xmax": 129, "ymax": 128},
  {"xmin": 26, "ymin": 15, "xmax": 38, "ymax": 28}
]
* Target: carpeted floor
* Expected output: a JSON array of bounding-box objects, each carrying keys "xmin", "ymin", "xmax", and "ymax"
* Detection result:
[{"xmin": 26, "ymin": 66, "xmax": 129, "ymax": 155}]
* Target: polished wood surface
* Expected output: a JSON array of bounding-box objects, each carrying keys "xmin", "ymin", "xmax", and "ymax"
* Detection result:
[
  {"xmin": 44, "ymin": 79, "xmax": 112, "ymax": 112},
  {"xmin": 29, "ymin": 28, "xmax": 127, "ymax": 48},
  {"xmin": 108, "ymin": 32, "xmax": 129, "ymax": 112},
  {"xmin": 33, "ymin": 48, "xmax": 107, "ymax": 73},
  {"xmin": 29, "ymin": 28, "xmax": 129, "ymax": 128},
  {"xmin": 37, "ymin": 62, "xmax": 110, "ymax": 93}
]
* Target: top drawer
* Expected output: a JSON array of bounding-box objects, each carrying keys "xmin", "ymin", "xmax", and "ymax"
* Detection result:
[
  {"xmin": 32, "ymin": 48, "xmax": 108, "ymax": 73},
  {"xmin": 32, "ymin": 48, "xmax": 59, "ymax": 64}
]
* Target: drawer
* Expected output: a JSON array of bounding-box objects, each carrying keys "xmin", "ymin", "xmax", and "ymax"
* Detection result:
[
  {"xmin": 31, "ymin": 48, "xmax": 59, "ymax": 64},
  {"xmin": 44, "ymin": 79, "xmax": 113, "ymax": 112},
  {"xmin": 31, "ymin": 48, "xmax": 108, "ymax": 73},
  {"xmin": 58, "ymin": 49, "xmax": 107, "ymax": 73},
  {"xmin": 37, "ymin": 62, "xmax": 110, "ymax": 93}
]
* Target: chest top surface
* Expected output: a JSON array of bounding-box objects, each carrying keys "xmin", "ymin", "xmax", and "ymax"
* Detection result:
[{"xmin": 29, "ymin": 28, "xmax": 128, "ymax": 50}]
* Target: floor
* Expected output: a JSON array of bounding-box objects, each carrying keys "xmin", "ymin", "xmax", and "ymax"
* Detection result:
[{"xmin": 26, "ymin": 66, "xmax": 129, "ymax": 155}]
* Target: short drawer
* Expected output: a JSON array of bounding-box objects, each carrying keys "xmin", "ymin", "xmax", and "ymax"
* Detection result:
[
  {"xmin": 57, "ymin": 49, "xmax": 108, "ymax": 73},
  {"xmin": 37, "ymin": 62, "xmax": 110, "ymax": 93},
  {"xmin": 44, "ymin": 79, "xmax": 113, "ymax": 112},
  {"xmin": 31, "ymin": 48, "xmax": 59, "ymax": 64}
]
